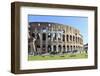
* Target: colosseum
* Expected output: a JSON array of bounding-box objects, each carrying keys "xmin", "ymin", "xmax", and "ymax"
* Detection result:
[{"xmin": 28, "ymin": 22, "xmax": 83, "ymax": 55}]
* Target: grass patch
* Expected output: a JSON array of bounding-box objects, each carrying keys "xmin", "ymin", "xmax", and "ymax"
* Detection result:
[{"xmin": 28, "ymin": 52, "xmax": 88, "ymax": 61}]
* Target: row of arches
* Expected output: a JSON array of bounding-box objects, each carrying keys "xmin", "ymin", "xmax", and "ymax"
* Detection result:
[
  {"xmin": 35, "ymin": 44, "xmax": 83, "ymax": 53},
  {"xmin": 31, "ymin": 32, "xmax": 83, "ymax": 44},
  {"xmin": 65, "ymin": 35, "xmax": 83, "ymax": 44}
]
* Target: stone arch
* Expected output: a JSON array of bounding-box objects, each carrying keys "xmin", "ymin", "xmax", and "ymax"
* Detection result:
[
  {"xmin": 48, "ymin": 45, "xmax": 51, "ymax": 53},
  {"xmin": 63, "ymin": 34, "xmax": 65, "ymax": 41},
  {"xmin": 42, "ymin": 33, "xmax": 46, "ymax": 41},
  {"xmin": 71, "ymin": 45, "xmax": 72, "ymax": 51},
  {"xmin": 58, "ymin": 45, "xmax": 62, "ymax": 52},
  {"xmin": 73, "ymin": 46, "xmax": 75, "ymax": 50},
  {"xmin": 54, "ymin": 33, "xmax": 57, "ymax": 40},
  {"xmin": 67, "ymin": 45, "xmax": 69, "ymax": 52},
  {"xmin": 78, "ymin": 46, "xmax": 79, "ymax": 51},
  {"xmin": 42, "ymin": 45, "xmax": 46, "ymax": 53},
  {"xmin": 70, "ymin": 35, "xmax": 72, "ymax": 41},
  {"xmin": 53, "ymin": 45, "xmax": 56, "ymax": 52},
  {"xmin": 76, "ymin": 46, "xmax": 78, "ymax": 50},
  {"xmin": 73, "ymin": 36, "xmax": 75, "ymax": 42},
  {"xmin": 66, "ymin": 35, "xmax": 69, "ymax": 42}
]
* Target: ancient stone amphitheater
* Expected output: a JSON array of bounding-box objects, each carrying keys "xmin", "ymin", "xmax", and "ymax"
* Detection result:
[{"xmin": 28, "ymin": 22, "xmax": 83, "ymax": 55}]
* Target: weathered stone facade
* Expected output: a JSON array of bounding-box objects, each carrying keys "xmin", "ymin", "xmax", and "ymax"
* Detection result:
[{"xmin": 28, "ymin": 22, "xmax": 83, "ymax": 55}]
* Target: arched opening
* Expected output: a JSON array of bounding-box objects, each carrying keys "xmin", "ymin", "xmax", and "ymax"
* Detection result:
[
  {"xmin": 54, "ymin": 33, "xmax": 57, "ymax": 40},
  {"xmin": 70, "ymin": 35, "xmax": 72, "ymax": 41},
  {"xmin": 53, "ymin": 45, "xmax": 56, "ymax": 52},
  {"xmin": 73, "ymin": 36, "xmax": 75, "ymax": 42},
  {"xmin": 63, "ymin": 45, "xmax": 65, "ymax": 53},
  {"xmin": 78, "ymin": 46, "xmax": 80, "ymax": 51},
  {"xmin": 67, "ymin": 45, "xmax": 69, "ymax": 52},
  {"xmin": 48, "ymin": 45, "xmax": 51, "ymax": 53},
  {"xmin": 42, "ymin": 45, "xmax": 46, "ymax": 54},
  {"xmin": 71, "ymin": 46, "xmax": 72, "ymax": 52},
  {"xmin": 66, "ymin": 35, "xmax": 69, "ymax": 42},
  {"xmin": 76, "ymin": 46, "xmax": 77, "ymax": 50},
  {"xmin": 63, "ymin": 35, "xmax": 65, "ymax": 41},
  {"xmin": 42, "ymin": 33, "xmax": 46, "ymax": 41},
  {"xmin": 73, "ymin": 46, "xmax": 75, "ymax": 50},
  {"xmin": 58, "ymin": 45, "xmax": 61, "ymax": 52},
  {"xmin": 76, "ymin": 37, "xmax": 77, "ymax": 43}
]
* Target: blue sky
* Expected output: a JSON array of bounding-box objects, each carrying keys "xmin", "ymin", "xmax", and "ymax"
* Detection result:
[{"xmin": 28, "ymin": 15, "xmax": 88, "ymax": 44}]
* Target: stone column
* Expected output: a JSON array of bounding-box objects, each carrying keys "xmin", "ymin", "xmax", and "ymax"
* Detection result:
[
  {"xmin": 30, "ymin": 41, "xmax": 33, "ymax": 55},
  {"xmin": 69, "ymin": 35, "xmax": 70, "ymax": 43},
  {"xmin": 75, "ymin": 46, "xmax": 76, "ymax": 51},
  {"xmin": 56, "ymin": 33, "xmax": 58, "ymax": 42},
  {"xmin": 40, "ymin": 32, "xmax": 42, "ymax": 54},
  {"xmin": 46, "ymin": 33, "xmax": 48, "ymax": 53},
  {"xmin": 55, "ymin": 32, "xmax": 57, "ymax": 52},
  {"xmin": 51, "ymin": 33, "xmax": 53, "ymax": 42},
  {"xmin": 72, "ymin": 45, "xmax": 73, "ymax": 52},
  {"xmin": 61, "ymin": 45, "xmax": 63, "ymax": 54},
  {"xmin": 65, "ymin": 28, "xmax": 66, "ymax": 42},
  {"xmin": 51, "ymin": 27, "xmax": 53, "ymax": 42},
  {"xmin": 71, "ymin": 35, "xmax": 73, "ymax": 43},
  {"xmin": 38, "ymin": 33, "xmax": 41, "ymax": 54},
  {"xmin": 56, "ymin": 45, "xmax": 58, "ymax": 52},
  {"xmin": 62, "ymin": 45, "xmax": 64, "ymax": 54},
  {"xmin": 51, "ymin": 45, "xmax": 53, "ymax": 52},
  {"xmin": 61, "ymin": 34, "xmax": 63, "ymax": 42},
  {"xmin": 66, "ymin": 46, "xmax": 67, "ymax": 52},
  {"xmin": 75, "ymin": 36, "xmax": 77, "ymax": 51}
]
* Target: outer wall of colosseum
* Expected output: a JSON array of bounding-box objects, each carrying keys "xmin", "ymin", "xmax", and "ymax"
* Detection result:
[{"xmin": 28, "ymin": 22, "xmax": 83, "ymax": 55}]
